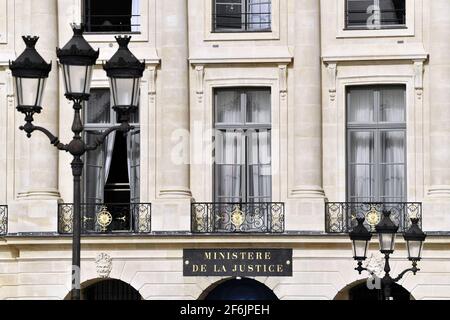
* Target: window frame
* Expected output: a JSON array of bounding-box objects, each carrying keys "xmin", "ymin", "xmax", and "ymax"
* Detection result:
[
  {"xmin": 346, "ymin": 85, "xmax": 407, "ymax": 203},
  {"xmin": 213, "ymin": 87, "xmax": 272, "ymax": 204},
  {"xmin": 82, "ymin": 88, "xmax": 141, "ymax": 204}
]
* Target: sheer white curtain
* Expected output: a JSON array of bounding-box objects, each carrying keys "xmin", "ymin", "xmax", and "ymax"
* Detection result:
[
  {"xmin": 348, "ymin": 88, "xmax": 375, "ymax": 202},
  {"xmin": 85, "ymin": 90, "xmax": 111, "ymax": 204},
  {"xmin": 381, "ymin": 131, "xmax": 405, "ymax": 202},
  {"xmin": 248, "ymin": 130, "xmax": 271, "ymax": 202},
  {"xmin": 215, "ymin": 90, "xmax": 241, "ymax": 124},
  {"xmin": 349, "ymin": 131, "xmax": 374, "ymax": 202},
  {"xmin": 248, "ymin": 0, "xmax": 271, "ymax": 31},
  {"xmin": 127, "ymin": 129, "xmax": 141, "ymax": 204},
  {"xmin": 104, "ymin": 133, "xmax": 116, "ymax": 186},
  {"xmin": 347, "ymin": 88, "xmax": 374, "ymax": 123},
  {"xmin": 85, "ymin": 133, "xmax": 105, "ymax": 204},
  {"xmin": 215, "ymin": 130, "xmax": 244, "ymax": 202}
]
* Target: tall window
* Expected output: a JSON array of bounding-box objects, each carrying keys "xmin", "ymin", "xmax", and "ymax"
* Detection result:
[
  {"xmin": 213, "ymin": 0, "xmax": 271, "ymax": 32},
  {"xmin": 214, "ymin": 88, "xmax": 272, "ymax": 203},
  {"xmin": 84, "ymin": 0, "xmax": 140, "ymax": 33},
  {"xmin": 83, "ymin": 89, "xmax": 140, "ymax": 205},
  {"xmin": 347, "ymin": 85, "xmax": 406, "ymax": 203},
  {"xmin": 346, "ymin": 0, "xmax": 406, "ymax": 29}
]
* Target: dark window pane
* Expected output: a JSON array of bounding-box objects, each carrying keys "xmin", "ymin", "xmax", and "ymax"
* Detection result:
[
  {"xmin": 84, "ymin": 0, "xmax": 140, "ymax": 33},
  {"xmin": 215, "ymin": 1, "xmax": 243, "ymax": 30},
  {"xmin": 246, "ymin": 89, "xmax": 271, "ymax": 124},
  {"xmin": 346, "ymin": 0, "xmax": 406, "ymax": 28},
  {"xmin": 380, "ymin": 86, "xmax": 406, "ymax": 123},
  {"xmin": 213, "ymin": 0, "xmax": 272, "ymax": 32},
  {"xmin": 85, "ymin": 89, "xmax": 110, "ymax": 124},
  {"xmin": 215, "ymin": 90, "xmax": 243, "ymax": 124},
  {"xmin": 347, "ymin": 87, "xmax": 375, "ymax": 123}
]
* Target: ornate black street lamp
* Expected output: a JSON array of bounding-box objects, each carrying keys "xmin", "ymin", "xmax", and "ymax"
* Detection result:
[
  {"xmin": 9, "ymin": 24, "xmax": 144, "ymax": 300},
  {"xmin": 349, "ymin": 211, "xmax": 426, "ymax": 300}
]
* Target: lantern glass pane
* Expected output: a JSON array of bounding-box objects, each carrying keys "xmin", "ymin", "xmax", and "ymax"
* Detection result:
[
  {"xmin": 352, "ymin": 239, "xmax": 368, "ymax": 259},
  {"xmin": 62, "ymin": 64, "xmax": 93, "ymax": 96},
  {"xmin": 407, "ymin": 240, "xmax": 423, "ymax": 260},
  {"xmin": 110, "ymin": 78, "xmax": 140, "ymax": 107},
  {"xmin": 379, "ymin": 232, "xmax": 396, "ymax": 252},
  {"xmin": 14, "ymin": 77, "xmax": 46, "ymax": 107}
]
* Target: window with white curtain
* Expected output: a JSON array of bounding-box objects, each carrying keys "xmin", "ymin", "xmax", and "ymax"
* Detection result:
[
  {"xmin": 83, "ymin": 89, "xmax": 140, "ymax": 206},
  {"xmin": 84, "ymin": 0, "xmax": 140, "ymax": 33},
  {"xmin": 213, "ymin": 0, "xmax": 271, "ymax": 32},
  {"xmin": 346, "ymin": 0, "xmax": 406, "ymax": 29},
  {"xmin": 347, "ymin": 85, "xmax": 406, "ymax": 203},
  {"xmin": 214, "ymin": 88, "xmax": 272, "ymax": 203}
]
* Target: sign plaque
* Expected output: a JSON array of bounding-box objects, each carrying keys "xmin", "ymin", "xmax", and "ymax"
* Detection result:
[{"xmin": 183, "ymin": 249, "xmax": 293, "ymax": 277}]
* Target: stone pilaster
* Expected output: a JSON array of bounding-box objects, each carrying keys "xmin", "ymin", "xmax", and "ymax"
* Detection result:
[
  {"xmin": 153, "ymin": 0, "xmax": 191, "ymax": 231},
  {"xmin": 424, "ymin": 0, "xmax": 450, "ymax": 231},
  {"xmin": 10, "ymin": 0, "xmax": 60, "ymax": 233},
  {"xmin": 287, "ymin": 0, "xmax": 325, "ymax": 230},
  {"xmin": 158, "ymin": 0, "xmax": 191, "ymax": 199}
]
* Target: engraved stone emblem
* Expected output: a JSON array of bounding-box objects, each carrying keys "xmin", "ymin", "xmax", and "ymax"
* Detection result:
[{"xmin": 95, "ymin": 253, "xmax": 112, "ymax": 279}]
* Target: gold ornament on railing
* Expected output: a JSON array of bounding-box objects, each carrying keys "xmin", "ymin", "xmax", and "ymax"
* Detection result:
[{"xmin": 96, "ymin": 206, "xmax": 113, "ymax": 232}]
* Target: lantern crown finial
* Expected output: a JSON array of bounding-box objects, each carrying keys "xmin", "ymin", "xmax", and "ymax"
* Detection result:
[
  {"xmin": 70, "ymin": 23, "xmax": 85, "ymax": 36},
  {"xmin": 22, "ymin": 36, "xmax": 39, "ymax": 48},
  {"xmin": 115, "ymin": 36, "xmax": 131, "ymax": 48}
]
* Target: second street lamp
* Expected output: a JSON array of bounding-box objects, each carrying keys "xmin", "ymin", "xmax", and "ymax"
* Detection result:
[
  {"xmin": 9, "ymin": 24, "xmax": 144, "ymax": 300},
  {"xmin": 349, "ymin": 211, "xmax": 426, "ymax": 300}
]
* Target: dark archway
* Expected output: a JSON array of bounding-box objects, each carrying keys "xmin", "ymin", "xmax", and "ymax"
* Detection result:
[
  {"xmin": 334, "ymin": 279, "xmax": 414, "ymax": 301},
  {"xmin": 202, "ymin": 278, "xmax": 278, "ymax": 301},
  {"xmin": 83, "ymin": 279, "xmax": 142, "ymax": 300}
]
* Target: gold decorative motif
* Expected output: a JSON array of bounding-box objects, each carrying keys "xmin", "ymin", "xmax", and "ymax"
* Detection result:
[
  {"xmin": 117, "ymin": 215, "xmax": 126, "ymax": 222},
  {"xmin": 366, "ymin": 205, "xmax": 381, "ymax": 231},
  {"xmin": 96, "ymin": 206, "xmax": 113, "ymax": 232},
  {"xmin": 231, "ymin": 205, "xmax": 245, "ymax": 228}
]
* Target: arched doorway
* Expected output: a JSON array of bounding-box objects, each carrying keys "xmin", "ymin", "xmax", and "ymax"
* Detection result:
[
  {"xmin": 82, "ymin": 279, "xmax": 142, "ymax": 300},
  {"xmin": 334, "ymin": 279, "xmax": 414, "ymax": 301},
  {"xmin": 201, "ymin": 278, "xmax": 278, "ymax": 301}
]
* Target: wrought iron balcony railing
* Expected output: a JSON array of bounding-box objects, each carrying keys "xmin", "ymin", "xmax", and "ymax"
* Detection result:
[
  {"xmin": 326, "ymin": 202, "xmax": 422, "ymax": 233},
  {"xmin": 0, "ymin": 205, "xmax": 7, "ymax": 235},
  {"xmin": 58, "ymin": 203, "xmax": 151, "ymax": 234},
  {"xmin": 192, "ymin": 202, "xmax": 284, "ymax": 233}
]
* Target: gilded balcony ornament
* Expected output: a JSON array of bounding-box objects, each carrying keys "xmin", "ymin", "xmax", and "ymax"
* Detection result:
[
  {"xmin": 231, "ymin": 205, "xmax": 245, "ymax": 229},
  {"xmin": 366, "ymin": 205, "xmax": 381, "ymax": 232},
  {"xmin": 96, "ymin": 206, "xmax": 113, "ymax": 232}
]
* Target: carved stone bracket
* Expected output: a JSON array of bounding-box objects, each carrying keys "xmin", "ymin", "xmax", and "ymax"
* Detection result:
[
  {"xmin": 147, "ymin": 65, "xmax": 157, "ymax": 103},
  {"xmin": 278, "ymin": 64, "xmax": 288, "ymax": 100},
  {"xmin": 326, "ymin": 62, "xmax": 337, "ymax": 102},
  {"xmin": 6, "ymin": 69, "xmax": 14, "ymax": 109},
  {"xmin": 413, "ymin": 60, "xmax": 425, "ymax": 100},
  {"xmin": 195, "ymin": 64, "xmax": 205, "ymax": 103}
]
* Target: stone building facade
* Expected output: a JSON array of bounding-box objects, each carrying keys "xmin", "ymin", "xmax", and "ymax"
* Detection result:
[{"xmin": 0, "ymin": 0, "xmax": 449, "ymax": 300}]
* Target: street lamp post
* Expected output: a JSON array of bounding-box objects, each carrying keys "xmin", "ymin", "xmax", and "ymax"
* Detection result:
[
  {"xmin": 9, "ymin": 24, "xmax": 145, "ymax": 300},
  {"xmin": 349, "ymin": 211, "xmax": 426, "ymax": 300}
]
